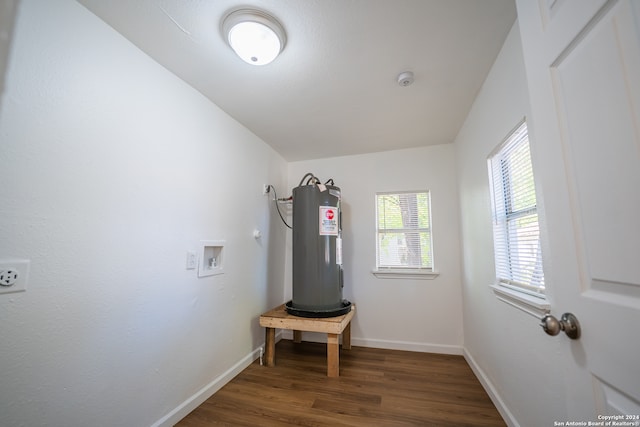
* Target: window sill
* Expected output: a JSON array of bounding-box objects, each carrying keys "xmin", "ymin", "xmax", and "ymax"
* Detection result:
[
  {"xmin": 490, "ymin": 284, "xmax": 550, "ymax": 318},
  {"xmin": 373, "ymin": 269, "xmax": 440, "ymax": 280}
]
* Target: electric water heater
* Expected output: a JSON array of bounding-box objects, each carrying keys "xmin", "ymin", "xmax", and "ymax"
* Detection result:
[{"xmin": 286, "ymin": 174, "xmax": 351, "ymax": 317}]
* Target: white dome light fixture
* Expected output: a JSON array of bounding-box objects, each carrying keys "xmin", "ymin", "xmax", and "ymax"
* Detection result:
[{"xmin": 222, "ymin": 8, "xmax": 286, "ymax": 66}]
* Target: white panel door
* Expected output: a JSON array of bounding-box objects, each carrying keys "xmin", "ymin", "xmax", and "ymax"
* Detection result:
[{"xmin": 516, "ymin": 0, "xmax": 640, "ymax": 421}]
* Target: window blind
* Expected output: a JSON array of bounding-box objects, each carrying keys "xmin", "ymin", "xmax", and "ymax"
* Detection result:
[
  {"xmin": 376, "ymin": 191, "xmax": 433, "ymax": 270},
  {"xmin": 489, "ymin": 121, "xmax": 545, "ymax": 295}
]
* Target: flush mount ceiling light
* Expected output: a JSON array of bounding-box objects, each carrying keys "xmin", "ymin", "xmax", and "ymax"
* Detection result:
[{"xmin": 222, "ymin": 8, "xmax": 286, "ymax": 66}]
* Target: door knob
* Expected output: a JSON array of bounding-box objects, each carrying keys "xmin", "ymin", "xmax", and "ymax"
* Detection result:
[{"xmin": 540, "ymin": 312, "xmax": 581, "ymax": 340}]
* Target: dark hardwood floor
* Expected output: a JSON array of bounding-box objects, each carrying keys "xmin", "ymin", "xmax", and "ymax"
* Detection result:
[{"xmin": 176, "ymin": 340, "xmax": 506, "ymax": 427}]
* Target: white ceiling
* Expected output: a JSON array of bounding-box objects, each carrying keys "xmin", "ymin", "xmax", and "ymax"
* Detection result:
[{"xmin": 77, "ymin": 0, "xmax": 516, "ymax": 162}]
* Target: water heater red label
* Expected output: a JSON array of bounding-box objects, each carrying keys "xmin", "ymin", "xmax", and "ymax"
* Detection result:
[{"xmin": 319, "ymin": 206, "xmax": 339, "ymax": 236}]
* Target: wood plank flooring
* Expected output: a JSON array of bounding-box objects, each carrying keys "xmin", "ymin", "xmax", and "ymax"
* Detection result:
[{"xmin": 176, "ymin": 340, "xmax": 505, "ymax": 427}]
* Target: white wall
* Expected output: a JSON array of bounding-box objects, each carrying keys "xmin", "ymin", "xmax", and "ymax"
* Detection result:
[
  {"xmin": 288, "ymin": 145, "xmax": 464, "ymax": 353},
  {"xmin": 0, "ymin": 0, "xmax": 20, "ymax": 108},
  {"xmin": 0, "ymin": 1, "xmax": 287, "ymax": 426},
  {"xmin": 0, "ymin": 2, "xmax": 577, "ymax": 426},
  {"xmin": 454, "ymin": 22, "xmax": 567, "ymax": 426}
]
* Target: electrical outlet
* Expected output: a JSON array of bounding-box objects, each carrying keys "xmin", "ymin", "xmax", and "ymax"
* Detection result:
[
  {"xmin": 0, "ymin": 270, "xmax": 19, "ymax": 286},
  {"xmin": 0, "ymin": 259, "xmax": 30, "ymax": 294},
  {"xmin": 263, "ymin": 184, "xmax": 270, "ymax": 195}
]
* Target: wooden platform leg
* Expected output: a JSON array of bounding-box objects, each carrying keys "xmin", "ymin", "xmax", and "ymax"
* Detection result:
[
  {"xmin": 327, "ymin": 333, "xmax": 339, "ymax": 377},
  {"xmin": 342, "ymin": 322, "xmax": 351, "ymax": 350},
  {"xmin": 293, "ymin": 330, "xmax": 302, "ymax": 343},
  {"xmin": 265, "ymin": 327, "xmax": 275, "ymax": 367}
]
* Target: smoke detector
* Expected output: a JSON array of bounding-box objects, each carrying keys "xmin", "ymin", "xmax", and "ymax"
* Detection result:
[{"xmin": 397, "ymin": 71, "xmax": 414, "ymax": 87}]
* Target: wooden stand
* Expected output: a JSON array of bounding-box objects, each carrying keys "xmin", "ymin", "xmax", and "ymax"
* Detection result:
[{"xmin": 259, "ymin": 303, "xmax": 355, "ymax": 377}]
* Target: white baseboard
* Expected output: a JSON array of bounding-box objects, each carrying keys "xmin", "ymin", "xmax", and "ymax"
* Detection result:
[
  {"xmin": 280, "ymin": 330, "xmax": 462, "ymax": 355},
  {"xmin": 151, "ymin": 349, "xmax": 259, "ymax": 427},
  {"xmin": 463, "ymin": 348, "xmax": 518, "ymax": 427},
  {"xmin": 151, "ymin": 333, "xmax": 281, "ymax": 427},
  {"xmin": 154, "ymin": 335, "xmax": 515, "ymax": 427},
  {"xmin": 352, "ymin": 337, "xmax": 463, "ymax": 355}
]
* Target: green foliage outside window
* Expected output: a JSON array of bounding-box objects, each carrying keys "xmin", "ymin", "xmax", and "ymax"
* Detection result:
[{"xmin": 376, "ymin": 192, "xmax": 433, "ymax": 269}]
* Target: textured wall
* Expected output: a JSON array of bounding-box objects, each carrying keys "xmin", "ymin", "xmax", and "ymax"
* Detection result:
[
  {"xmin": 454, "ymin": 22, "xmax": 567, "ymax": 426},
  {"xmin": 0, "ymin": 1, "xmax": 287, "ymax": 426},
  {"xmin": 0, "ymin": 0, "xmax": 20, "ymax": 109}
]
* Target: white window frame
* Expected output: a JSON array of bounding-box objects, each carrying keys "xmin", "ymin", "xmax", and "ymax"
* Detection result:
[
  {"xmin": 487, "ymin": 119, "xmax": 549, "ymax": 316},
  {"xmin": 373, "ymin": 190, "xmax": 438, "ymax": 280}
]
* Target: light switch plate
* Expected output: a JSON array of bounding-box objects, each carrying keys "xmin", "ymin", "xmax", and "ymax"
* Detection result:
[{"xmin": 186, "ymin": 251, "xmax": 197, "ymax": 270}]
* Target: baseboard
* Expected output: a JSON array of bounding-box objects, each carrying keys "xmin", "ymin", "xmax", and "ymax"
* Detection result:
[
  {"xmin": 151, "ymin": 332, "xmax": 283, "ymax": 427},
  {"xmin": 463, "ymin": 348, "xmax": 518, "ymax": 427},
  {"xmin": 279, "ymin": 330, "xmax": 462, "ymax": 355},
  {"xmin": 352, "ymin": 337, "xmax": 463, "ymax": 355},
  {"xmin": 157, "ymin": 335, "xmax": 508, "ymax": 426}
]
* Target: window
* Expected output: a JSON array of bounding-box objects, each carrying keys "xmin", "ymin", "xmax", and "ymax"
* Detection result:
[
  {"xmin": 374, "ymin": 191, "xmax": 436, "ymax": 279},
  {"xmin": 488, "ymin": 120, "xmax": 545, "ymax": 298}
]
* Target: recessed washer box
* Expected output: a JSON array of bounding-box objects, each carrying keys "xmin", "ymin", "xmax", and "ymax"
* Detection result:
[{"xmin": 199, "ymin": 240, "xmax": 225, "ymax": 277}]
